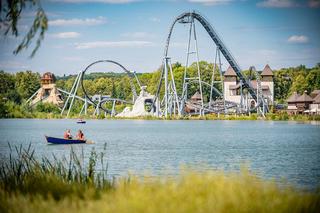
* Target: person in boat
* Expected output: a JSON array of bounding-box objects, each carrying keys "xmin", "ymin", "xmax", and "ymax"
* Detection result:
[
  {"xmin": 64, "ymin": 129, "xmax": 72, "ymax": 139},
  {"xmin": 76, "ymin": 130, "xmax": 85, "ymax": 140}
]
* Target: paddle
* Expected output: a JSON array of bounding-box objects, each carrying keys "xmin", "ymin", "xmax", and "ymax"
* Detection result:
[{"xmin": 85, "ymin": 140, "xmax": 95, "ymax": 144}]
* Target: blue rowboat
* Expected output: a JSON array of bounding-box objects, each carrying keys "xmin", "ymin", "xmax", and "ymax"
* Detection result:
[
  {"xmin": 77, "ymin": 120, "xmax": 86, "ymax": 124},
  {"xmin": 45, "ymin": 136, "xmax": 86, "ymax": 144}
]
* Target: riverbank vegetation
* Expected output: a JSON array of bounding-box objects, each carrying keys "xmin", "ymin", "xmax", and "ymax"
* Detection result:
[
  {"xmin": 1, "ymin": 63, "xmax": 320, "ymax": 119},
  {"xmin": 0, "ymin": 145, "xmax": 319, "ymax": 213}
]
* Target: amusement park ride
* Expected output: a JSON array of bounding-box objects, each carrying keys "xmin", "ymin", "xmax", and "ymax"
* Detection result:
[{"xmin": 28, "ymin": 11, "xmax": 271, "ymax": 118}]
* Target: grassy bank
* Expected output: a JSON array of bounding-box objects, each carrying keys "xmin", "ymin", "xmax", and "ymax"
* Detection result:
[
  {"xmin": 0, "ymin": 145, "xmax": 319, "ymax": 213},
  {"xmin": 2, "ymin": 101, "xmax": 320, "ymax": 121},
  {"xmin": 2, "ymin": 110, "xmax": 320, "ymax": 122}
]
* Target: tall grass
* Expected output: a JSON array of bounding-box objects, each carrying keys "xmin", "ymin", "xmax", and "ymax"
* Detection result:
[
  {"xmin": 0, "ymin": 145, "xmax": 319, "ymax": 213},
  {"xmin": 0, "ymin": 143, "xmax": 111, "ymax": 200}
]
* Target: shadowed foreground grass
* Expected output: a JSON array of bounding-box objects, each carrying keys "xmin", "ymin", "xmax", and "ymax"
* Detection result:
[{"xmin": 0, "ymin": 145, "xmax": 319, "ymax": 213}]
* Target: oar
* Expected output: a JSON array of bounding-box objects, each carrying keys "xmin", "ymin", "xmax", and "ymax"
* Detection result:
[{"xmin": 86, "ymin": 140, "xmax": 95, "ymax": 144}]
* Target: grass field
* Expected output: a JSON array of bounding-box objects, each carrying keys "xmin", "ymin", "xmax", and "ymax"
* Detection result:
[{"xmin": 0, "ymin": 145, "xmax": 319, "ymax": 213}]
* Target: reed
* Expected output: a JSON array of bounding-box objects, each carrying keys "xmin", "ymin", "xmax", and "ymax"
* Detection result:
[
  {"xmin": 0, "ymin": 143, "xmax": 112, "ymax": 200},
  {"xmin": 0, "ymin": 145, "xmax": 319, "ymax": 213}
]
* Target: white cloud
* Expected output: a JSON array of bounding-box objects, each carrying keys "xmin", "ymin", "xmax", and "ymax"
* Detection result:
[
  {"xmin": 120, "ymin": 32, "xmax": 155, "ymax": 39},
  {"xmin": 308, "ymin": 0, "xmax": 320, "ymax": 8},
  {"xmin": 257, "ymin": 0, "xmax": 297, "ymax": 8},
  {"xmin": 188, "ymin": 0, "xmax": 233, "ymax": 6},
  {"xmin": 52, "ymin": 32, "xmax": 80, "ymax": 38},
  {"xmin": 149, "ymin": 17, "xmax": 160, "ymax": 22},
  {"xmin": 0, "ymin": 61, "xmax": 29, "ymax": 70},
  {"xmin": 287, "ymin": 35, "xmax": 309, "ymax": 43},
  {"xmin": 49, "ymin": 0, "xmax": 138, "ymax": 3},
  {"xmin": 49, "ymin": 16, "xmax": 107, "ymax": 26},
  {"xmin": 63, "ymin": 57, "xmax": 83, "ymax": 61},
  {"xmin": 75, "ymin": 40, "xmax": 155, "ymax": 49}
]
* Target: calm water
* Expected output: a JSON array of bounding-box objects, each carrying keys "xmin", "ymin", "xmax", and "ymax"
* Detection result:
[{"xmin": 0, "ymin": 119, "xmax": 319, "ymax": 190}]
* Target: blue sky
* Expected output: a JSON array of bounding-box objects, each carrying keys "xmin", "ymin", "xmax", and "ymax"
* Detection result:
[{"xmin": 0, "ymin": 0, "xmax": 319, "ymax": 75}]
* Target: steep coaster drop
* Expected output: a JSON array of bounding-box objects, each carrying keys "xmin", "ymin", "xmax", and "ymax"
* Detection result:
[{"xmin": 154, "ymin": 11, "xmax": 269, "ymax": 117}]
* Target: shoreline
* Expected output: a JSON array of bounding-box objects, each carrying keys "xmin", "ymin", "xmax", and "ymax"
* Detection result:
[{"xmin": 1, "ymin": 113, "xmax": 320, "ymax": 122}]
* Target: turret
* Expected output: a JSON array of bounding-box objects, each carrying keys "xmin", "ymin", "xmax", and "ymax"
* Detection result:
[
  {"xmin": 261, "ymin": 64, "xmax": 273, "ymax": 82},
  {"xmin": 260, "ymin": 64, "xmax": 274, "ymax": 104},
  {"xmin": 224, "ymin": 66, "xmax": 237, "ymax": 82},
  {"xmin": 223, "ymin": 66, "xmax": 240, "ymax": 103}
]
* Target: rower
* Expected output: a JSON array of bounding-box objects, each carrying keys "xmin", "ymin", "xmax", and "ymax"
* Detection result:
[
  {"xmin": 64, "ymin": 129, "xmax": 72, "ymax": 139},
  {"xmin": 76, "ymin": 130, "xmax": 85, "ymax": 140}
]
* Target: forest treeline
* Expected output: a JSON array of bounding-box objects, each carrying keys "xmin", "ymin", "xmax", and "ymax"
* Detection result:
[{"xmin": 0, "ymin": 61, "xmax": 320, "ymax": 118}]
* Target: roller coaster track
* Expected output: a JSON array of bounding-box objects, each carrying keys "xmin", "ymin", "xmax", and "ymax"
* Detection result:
[
  {"xmin": 155, "ymin": 11, "xmax": 264, "ymax": 110},
  {"xmin": 80, "ymin": 60, "xmax": 138, "ymax": 113}
]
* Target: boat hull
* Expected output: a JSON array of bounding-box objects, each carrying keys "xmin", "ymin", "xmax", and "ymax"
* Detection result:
[{"xmin": 45, "ymin": 136, "xmax": 86, "ymax": 144}]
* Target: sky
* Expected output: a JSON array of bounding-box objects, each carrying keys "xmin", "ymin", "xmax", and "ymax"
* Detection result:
[{"xmin": 0, "ymin": 0, "xmax": 320, "ymax": 75}]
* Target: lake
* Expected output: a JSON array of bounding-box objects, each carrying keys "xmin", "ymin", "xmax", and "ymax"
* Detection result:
[{"xmin": 0, "ymin": 119, "xmax": 319, "ymax": 190}]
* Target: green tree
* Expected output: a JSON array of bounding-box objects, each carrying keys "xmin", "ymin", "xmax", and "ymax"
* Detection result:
[
  {"xmin": 36, "ymin": 102, "xmax": 60, "ymax": 113},
  {"xmin": 0, "ymin": 71, "xmax": 21, "ymax": 103},
  {"xmin": 15, "ymin": 71, "xmax": 40, "ymax": 99},
  {"xmin": 111, "ymin": 80, "xmax": 117, "ymax": 98},
  {"xmin": 290, "ymin": 74, "xmax": 308, "ymax": 94},
  {"xmin": 0, "ymin": 0, "xmax": 48, "ymax": 57},
  {"xmin": 274, "ymin": 70, "xmax": 292, "ymax": 101},
  {"xmin": 0, "ymin": 71, "xmax": 15, "ymax": 94},
  {"xmin": 306, "ymin": 69, "xmax": 320, "ymax": 92}
]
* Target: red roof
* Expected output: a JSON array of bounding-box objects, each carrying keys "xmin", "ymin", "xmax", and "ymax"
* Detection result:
[{"xmin": 41, "ymin": 72, "xmax": 55, "ymax": 80}]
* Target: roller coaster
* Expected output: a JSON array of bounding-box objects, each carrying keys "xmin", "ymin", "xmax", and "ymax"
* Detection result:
[
  {"xmin": 30, "ymin": 11, "xmax": 269, "ymax": 118},
  {"xmin": 154, "ymin": 11, "xmax": 268, "ymax": 117},
  {"xmin": 60, "ymin": 60, "xmax": 140, "ymax": 118}
]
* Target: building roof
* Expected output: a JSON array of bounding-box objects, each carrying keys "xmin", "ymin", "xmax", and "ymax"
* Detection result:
[
  {"xmin": 261, "ymin": 64, "xmax": 273, "ymax": 76},
  {"xmin": 296, "ymin": 91, "xmax": 313, "ymax": 103},
  {"xmin": 287, "ymin": 92, "xmax": 300, "ymax": 103},
  {"xmin": 41, "ymin": 72, "xmax": 56, "ymax": 82},
  {"xmin": 310, "ymin": 90, "xmax": 320, "ymax": 98},
  {"xmin": 191, "ymin": 91, "xmax": 202, "ymax": 100},
  {"xmin": 313, "ymin": 93, "xmax": 320, "ymax": 104},
  {"xmin": 224, "ymin": 66, "xmax": 237, "ymax": 77}
]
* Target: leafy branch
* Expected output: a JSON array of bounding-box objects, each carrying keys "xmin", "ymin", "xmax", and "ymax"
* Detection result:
[{"xmin": 0, "ymin": 0, "xmax": 48, "ymax": 57}]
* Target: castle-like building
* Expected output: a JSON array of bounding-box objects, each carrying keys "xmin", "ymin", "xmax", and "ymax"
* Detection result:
[
  {"xmin": 30, "ymin": 72, "xmax": 64, "ymax": 106},
  {"xmin": 223, "ymin": 64, "xmax": 274, "ymax": 107}
]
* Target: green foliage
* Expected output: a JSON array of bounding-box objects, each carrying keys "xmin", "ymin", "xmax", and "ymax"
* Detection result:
[
  {"xmin": 0, "ymin": 101, "xmax": 8, "ymax": 118},
  {"xmin": 35, "ymin": 102, "xmax": 60, "ymax": 113},
  {"xmin": 0, "ymin": 63, "xmax": 320, "ymax": 119},
  {"xmin": 274, "ymin": 69, "xmax": 292, "ymax": 102},
  {"xmin": 0, "ymin": 145, "xmax": 319, "ymax": 213},
  {"xmin": 15, "ymin": 71, "xmax": 40, "ymax": 99},
  {"xmin": 0, "ymin": 71, "xmax": 15, "ymax": 94},
  {"xmin": 0, "ymin": 144, "xmax": 111, "ymax": 201},
  {"xmin": 0, "ymin": 0, "xmax": 48, "ymax": 57}
]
